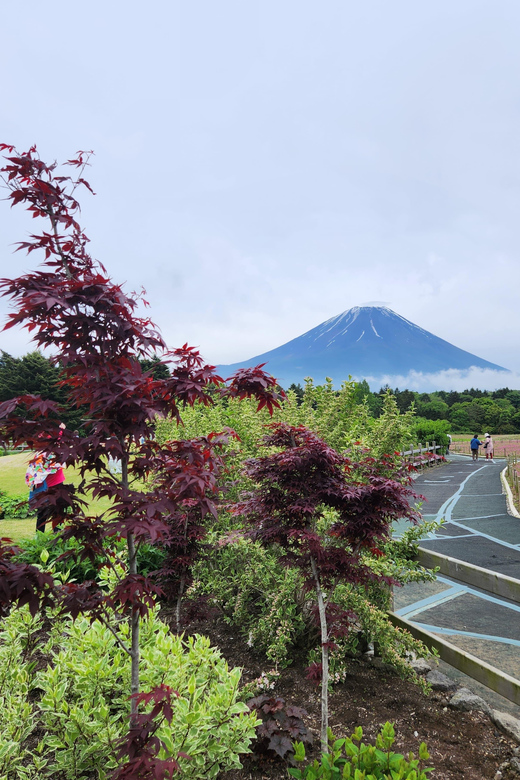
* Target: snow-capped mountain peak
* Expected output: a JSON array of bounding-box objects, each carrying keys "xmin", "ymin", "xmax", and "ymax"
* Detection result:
[{"xmin": 217, "ymin": 306, "xmax": 507, "ymax": 388}]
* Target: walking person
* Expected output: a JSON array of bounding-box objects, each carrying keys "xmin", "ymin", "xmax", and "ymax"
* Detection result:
[
  {"xmin": 483, "ymin": 433, "xmax": 495, "ymax": 463},
  {"xmin": 470, "ymin": 434, "xmax": 482, "ymax": 461},
  {"xmin": 26, "ymin": 423, "xmax": 67, "ymax": 532}
]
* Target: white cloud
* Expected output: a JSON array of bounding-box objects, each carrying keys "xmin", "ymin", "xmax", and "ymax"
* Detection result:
[{"xmin": 363, "ymin": 367, "xmax": 520, "ymax": 393}]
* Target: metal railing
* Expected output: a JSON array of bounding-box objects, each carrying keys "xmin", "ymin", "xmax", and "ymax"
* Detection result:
[{"xmin": 451, "ymin": 441, "xmax": 507, "ymax": 458}]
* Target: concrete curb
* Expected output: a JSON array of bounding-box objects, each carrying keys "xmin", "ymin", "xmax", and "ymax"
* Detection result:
[{"xmin": 500, "ymin": 467, "xmax": 520, "ymax": 519}]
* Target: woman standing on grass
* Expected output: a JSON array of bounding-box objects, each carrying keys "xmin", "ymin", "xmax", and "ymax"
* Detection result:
[
  {"xmin": 484, "ymin": 433, "xmax": 495, "ymax": 463},
  {"xmin": 25, "ymin": 423, "xmax": 66, "ymax": 532}
]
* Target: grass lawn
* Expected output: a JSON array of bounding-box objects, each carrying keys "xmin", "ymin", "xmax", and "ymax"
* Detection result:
[
  {"xmin": 0, "ymin": 451, "xmax": 31, "ymax": 494},
  {"xmin": 0, "ymin": 451, "xmax": 115, "ymax": 543},
  {"xmin": 1, "ymin": 517, "xmax": 37, "ymax": 543}
]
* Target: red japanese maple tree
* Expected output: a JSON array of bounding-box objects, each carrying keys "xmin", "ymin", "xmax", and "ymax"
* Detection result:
[
  {"xmin": 233, "ymin": 422, "xmax": 420, "ymax": 751},
  {"xmin": 0, "ymin": 144, "xmax": 283, "ymax": 777}
]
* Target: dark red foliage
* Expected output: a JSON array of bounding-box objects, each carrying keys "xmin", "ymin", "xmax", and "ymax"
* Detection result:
[
  {"xmin": 320, "ymin": 602, "xmax": 357, "ymax": 640},
  {"xmin": 234, "ymin": 423, "xmax": 420, "ymax": 647},
  {"xmin": 0, "ymin": 538, "xmax": 56, "ymax": 619},
  {"xmin": 247, "ymin": 695, "xmax": 312, "ymax": 762},
  {"xmin": 113, "ymin": 686, "xmax": 184, "ymax": 780},
  {"xmin": 58, "ymin": 516, "xmax": 111, "ymax": 563},
  {"xmin": 235, "ymin": 423, "xmax": 419, "ymax": 592},
  {"xmin": 58, "ymin": 580, "xmax": 106, "ymax": 621},
  {"xmin": 305, "ymin": 662, "xmax": 323, "ymax": 684},
  {"xmin": 0, "ymin": 143, "xmax": 283, "ymax": 777},
  {"xmin": 111, "ymin": 574, "xmax": 163, "ymax": 618},
  {"xmin": 0, "ymin": 555, "xmax": 55, "ymax": 616},
  {"xmin": 224, "ymin": 364, "xmax": 285, "ymax": 415}
]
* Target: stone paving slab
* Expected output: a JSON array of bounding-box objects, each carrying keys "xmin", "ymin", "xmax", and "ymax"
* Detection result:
[
  {"xmin": 457, "ymin": 516, "xmax": 520, "ymax": 545},
  {"xmin": 394, "ymin": 579, "xmax": 452, "ymax": 610},
  {"xmin": 414, "ymin": 593, "xmax": 520, "ymax": 641},
  {"xmin": 419, "ymin": 536, "xmax": 520, "ymax": 577}
]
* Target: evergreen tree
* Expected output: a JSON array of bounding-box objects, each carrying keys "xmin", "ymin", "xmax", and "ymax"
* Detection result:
[{"xmin": 0, "ymin": 351, "xmax": 83, "ymax": 430}]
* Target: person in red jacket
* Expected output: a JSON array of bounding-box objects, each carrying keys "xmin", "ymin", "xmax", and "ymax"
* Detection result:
[{"xmin": 26, "ymin": 423, "xmax": 67, "ymax": 533}]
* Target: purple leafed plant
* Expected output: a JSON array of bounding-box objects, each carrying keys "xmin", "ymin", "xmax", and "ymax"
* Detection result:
[
  {"xmin": 234, "ymin": 422, "xmax": 420, "ymax": 752},
  {"xmin": 0, "ymin": 144, "xmax": 283, "ymax": 778}
]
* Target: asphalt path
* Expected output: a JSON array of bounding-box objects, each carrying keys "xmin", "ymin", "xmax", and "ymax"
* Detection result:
[{"xmin": 393, "ymin": 454, "xmax": 520, "ymax": 712}]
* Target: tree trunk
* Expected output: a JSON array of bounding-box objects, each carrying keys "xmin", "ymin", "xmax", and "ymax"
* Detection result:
[
  {"xmin": 122, "ymin": 454, "xmax": 140, "ymax": 723},
  {"xmin": 310, "ymin": 555, "xmax": 329, "ymax": 754},
  {"xmin": 175, "ymin": 574, "xmax": 185, "ymax": 634},
  {"xmin": 174, "ymin": 513, "xmax": 189, "ymax": 632}
]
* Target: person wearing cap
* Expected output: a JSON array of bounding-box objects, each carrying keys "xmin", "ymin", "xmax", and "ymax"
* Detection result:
[
  {"xmin": 483, "ymin": 433, "xmax": 494, "ymax": 463},
  {"xmin": 470, "ymin": 434, "xmax": 482, "ymax": 461}
]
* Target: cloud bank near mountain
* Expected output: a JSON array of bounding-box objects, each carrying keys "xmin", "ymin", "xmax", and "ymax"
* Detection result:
[{"xmin": 362, "ymin": 367, "xmax": 520, "ymax": 393}]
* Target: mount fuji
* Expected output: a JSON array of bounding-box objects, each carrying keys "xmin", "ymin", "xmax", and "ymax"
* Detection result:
[{"xmin": 217, "ymin": 306, "xmax": 508, "ymax": 388}]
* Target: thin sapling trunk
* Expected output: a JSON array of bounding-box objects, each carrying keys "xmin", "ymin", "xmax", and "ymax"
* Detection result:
[
  {"xmin": 121, "ymin": 452, "xmax": 140, "ymax": 721},
  {"xmin": 311, "ymin": 554, "xmax": 329, "ymax": 754}
]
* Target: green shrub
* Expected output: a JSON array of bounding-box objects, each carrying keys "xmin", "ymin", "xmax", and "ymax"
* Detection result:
[
  {"xmin": 193, "ymin": 531, "xmax": 433, "ymax": 680},
  {"xmin": 315, "ymin": 586, "xmax": 432, "ymax": 694},
  {"xmin": 192, "ymin": 536, "xmax": 310, "ymax": 668},
  {"xmin": 0, "ymin": 604, "xmax": 258, "ymax": 779},
  {"xmin": 412, "ymin": 417, "xmax": 450, "ymax": 450},
  {"xmin": 289, "ymin": 722, "xmax": 433, "ymax": 779},
  {"xmin": 0, "ymin": 489, "xmax": 34, "ymax": 519},
  {"xmin": 0, "ymin": 607, "xmax": 43, "ymax": 779},
  {"xmin": 14, "ymin": 533, "xmax": 167, "ymax": 583}
]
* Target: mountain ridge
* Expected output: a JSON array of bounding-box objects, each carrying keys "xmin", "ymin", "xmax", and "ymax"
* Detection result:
[{"xmin": 217, "ymin": 306, "xmax": 508, "ymax": 388}]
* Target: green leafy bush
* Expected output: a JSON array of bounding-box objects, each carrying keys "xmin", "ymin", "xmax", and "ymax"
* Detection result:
[
  {"xmin": 0, "ymin": 489, "xmax": 34, "ymax": 519},
  {"xmin": 0, "ymin": 604, "xmax": 258, "ymax": 779},
  {"xmin": 0, "ymin": 607, "xmax": 43, "ymax": 779},
  {"xmin": 193, "ymin": 531, "xmax": 433, "ymax": 681},
  {"xmin": 412, "ymin": 417, "xmax": 450, "ymax": 450},
  {"xmin": 14, "ymin": 533, "xmax": 167, "ymax": 583},
  {"xmin": 289, "ymin": 722, "xmax": 433, "ymax": 779},
  {"xmin": 192, "ymin": 536, "xmax": 310, "ymax": 668},
  {"xmin": 155, "ymin": 383, "xmax": 416, "ymax": 502},
  {"xmin": 313, "ymin": 586, "xmax": 432, "ymax": 694}
]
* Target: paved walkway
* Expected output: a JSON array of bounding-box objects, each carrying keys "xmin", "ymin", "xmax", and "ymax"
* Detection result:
[{"xmin": 393, "ymin": 454, "xmax": 520, "ymax": 713}]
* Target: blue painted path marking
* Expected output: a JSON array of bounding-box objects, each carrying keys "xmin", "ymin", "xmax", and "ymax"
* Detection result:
[
  {"xmin": 412, "ymin": 623, "xmax": 520, "ymax": 648},
  {"xmin": 398, "ymin": 575, "xmax": 520, "ymax": 618}
]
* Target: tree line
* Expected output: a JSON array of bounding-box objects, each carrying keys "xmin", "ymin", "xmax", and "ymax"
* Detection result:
[
  {"xmin": 289, "ymin": 381, "xmax": 520, "ymax": 434},
  {"xmin": 5, "ymin": 348, "xmax": 516, "ymax": 439}
]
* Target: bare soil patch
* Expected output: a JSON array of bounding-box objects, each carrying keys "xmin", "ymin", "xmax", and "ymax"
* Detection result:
[{"xmin": 169, "ymin": 611, "xmax": 519, "ymax": 780}]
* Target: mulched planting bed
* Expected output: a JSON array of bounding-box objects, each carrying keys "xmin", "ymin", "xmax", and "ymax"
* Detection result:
[{"xmin": 163, "ymin": 610, "xmax": 519, "ymax": 780}]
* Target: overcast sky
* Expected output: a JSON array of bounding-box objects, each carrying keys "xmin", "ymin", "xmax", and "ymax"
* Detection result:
[{"xmin": 2, "ymin": 1, "xmax": 520, "ymax": 390}]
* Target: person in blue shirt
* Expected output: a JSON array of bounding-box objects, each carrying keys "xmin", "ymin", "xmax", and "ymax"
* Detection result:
[{"xmin": 470, "ymin": 435, "xmax": 482, "ymax": 461}]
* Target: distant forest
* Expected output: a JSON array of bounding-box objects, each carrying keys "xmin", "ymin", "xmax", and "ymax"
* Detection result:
[
  {"xmin": 288, "ymin": 380, "xmax": 520, "ymax": 434},
  {"xmin": 2, "ymin": 351, "xmax": 519, "ymax": 436},
  {"xmin": 0, "ymin": 351, "xmax": 169, "ymax": 432}
]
